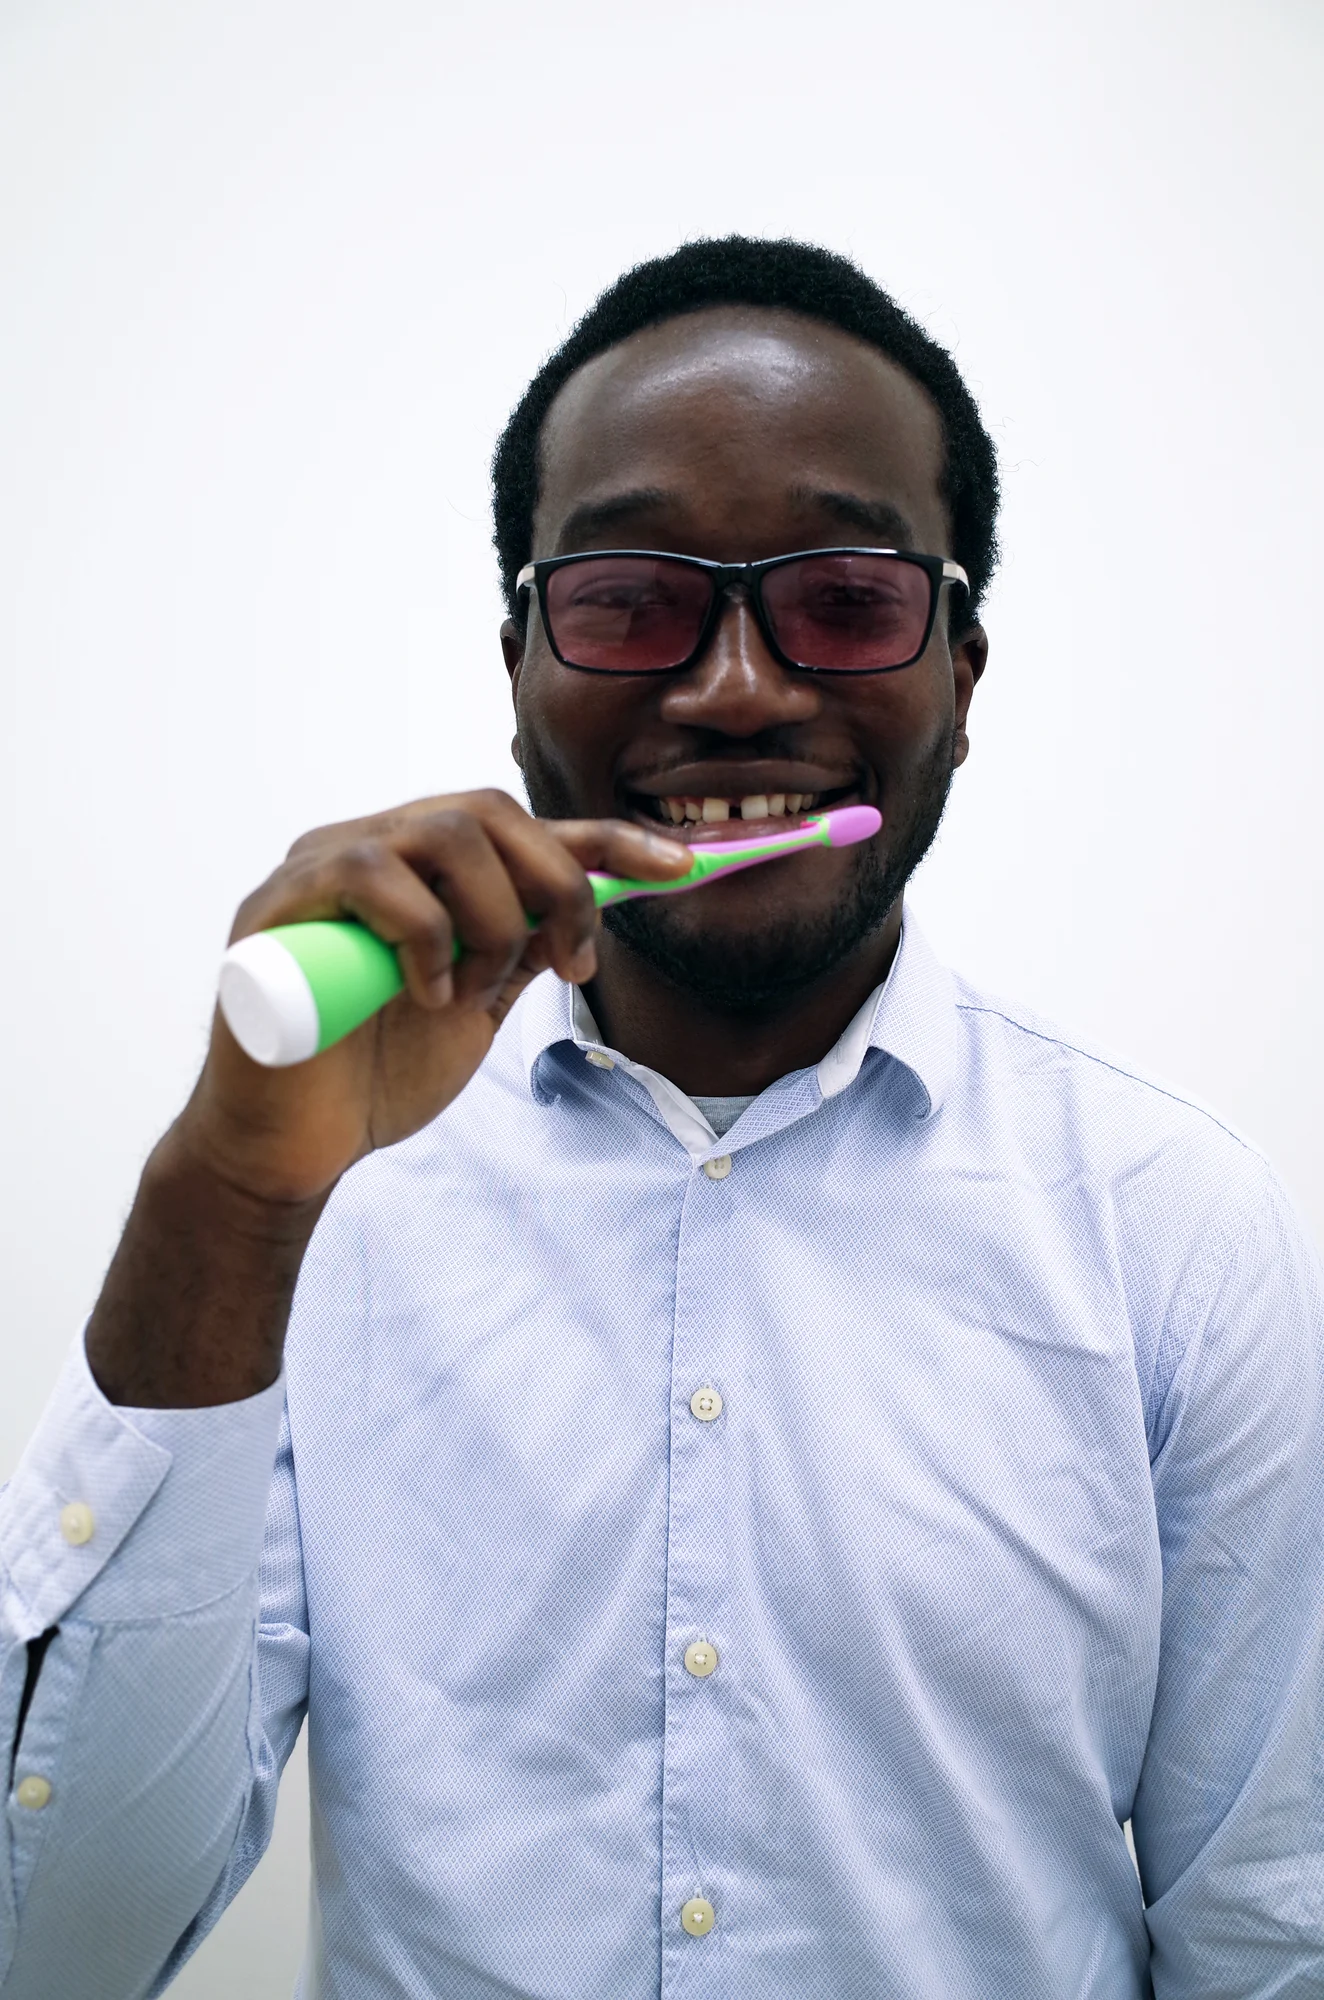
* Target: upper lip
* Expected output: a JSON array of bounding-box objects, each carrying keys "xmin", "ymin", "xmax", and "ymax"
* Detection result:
[{"xmin": 625, "ymin": 764, "xmax": 859, "ymax": 801}]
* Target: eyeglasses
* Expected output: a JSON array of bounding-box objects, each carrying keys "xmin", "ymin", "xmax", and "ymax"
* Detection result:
[{"xmin": 516, "ymin": 547, "xmax": 969, "ymax": 677}]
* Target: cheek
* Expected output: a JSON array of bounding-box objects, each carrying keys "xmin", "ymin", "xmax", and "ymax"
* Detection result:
[
  {"xmin": 845, "ymin": 652, "xmax": 955, "ymax": 762},
  {"xmin": 515, "ymin": 639, "xmax": 584, "ymax": 745},
  {"xmin": 514, "ymin": 648, "xmax": 640, "ymax": 792}
]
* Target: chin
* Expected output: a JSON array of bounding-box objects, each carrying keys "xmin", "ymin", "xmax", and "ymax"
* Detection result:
[{"xmin": 603, "ymin": 850, "xmax": 897, "ymax": 1014}]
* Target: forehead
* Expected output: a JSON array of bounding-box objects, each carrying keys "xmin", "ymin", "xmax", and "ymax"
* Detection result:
[{"xmin": 535, "ymin": 306, "xmax": 950, "ymax": 556}]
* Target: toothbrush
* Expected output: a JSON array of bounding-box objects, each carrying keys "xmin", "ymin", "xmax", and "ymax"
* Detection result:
[{"xmin": 218, "ymin": 803, "xmax": 882, "ymax": 1068}]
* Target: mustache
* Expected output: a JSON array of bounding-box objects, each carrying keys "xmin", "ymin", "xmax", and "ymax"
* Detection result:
[{"xmin": 623, "ymin": 729, "xmax": 830, "ymax": 780}]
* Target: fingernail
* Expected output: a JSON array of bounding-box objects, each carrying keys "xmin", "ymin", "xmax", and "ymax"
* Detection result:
[
  {"xmin": 428, "ymin": 969, "xmax": 454, "ymax": 1006},
  {"xmin": 569, "ymin": 940, "xmax": 597, "ymax": 982}
]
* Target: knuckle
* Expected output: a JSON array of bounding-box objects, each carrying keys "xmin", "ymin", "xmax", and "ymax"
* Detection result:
[
  {"xmin": 561, "ymin": 877, "xmax": 596, "ymax": 928},
  {"xmin": 420, "ymin": 911, "xmax": 455, "ymax": 954},
  {"xmin": 337, "ymin": 837, "xmax": 391, "ymax": 885},
  {"xmin": 285, "ymin": 817, "xmax": 343, "ymax": 862},
  {"xmin": 559, "ymin": 856, "xmax": 597, "ymax": 910},
  {"xmin": 538, "ymin": 840, "xmax": 591, "ymax": 899},
  {"xmin": 460, "ymin": 912, "xmax": 527, "ymax": 967},
  {"xmin": 493, "ymin": 915, "xmax": 530, "ymax": 956},
  {"xmin": 399, "ymin": 896, "xmax": 450, "ymax": 942},
  {"xmin": 467, "ymin": 786, "xmax": 522, "ymax": 817},
  {"xmin": 419, "ymin": 807, "xmax": 482, "ymax": 853}
]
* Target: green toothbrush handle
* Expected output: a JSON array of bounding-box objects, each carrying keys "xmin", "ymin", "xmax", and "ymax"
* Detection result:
[
  {"xmin": 218, "ymin": 921, "xmax": 405, "ymax": 1067},
  {"xmin": 217, "ymin": 870, "xmax": 684, "ymax": 1068}
]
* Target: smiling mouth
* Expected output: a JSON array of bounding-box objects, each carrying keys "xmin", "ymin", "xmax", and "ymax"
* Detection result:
[{"xmin": 628, "ymin": 782, "xmax": 858, "ymax": 838}]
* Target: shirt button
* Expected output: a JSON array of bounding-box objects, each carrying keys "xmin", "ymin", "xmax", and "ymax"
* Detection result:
[
  {"xmin": 59, "ymin": 1502, "xmax": 95, "ymax": 1546},
  {"xmin": 15, "ymin": 1775, "xmax": 52, "ymax": 1811},
  {"xmin": 690, "ymin": 1386, "xmax": 723, "ymax": 1422},
  {"xmin": 684, "ymin": 1639, "xmax": 719, "ymax": 1678},
  {"xmin": 584, "ymin": 1049, "xmax": 615, "ymax": 1070},
  {"xmin": 680, "ymin": 1896, "xmax": 716, "ymax": 1936},
  {"xmin": 702, "ymin": 1155, "xmax": 732, "ymax": 1180}
]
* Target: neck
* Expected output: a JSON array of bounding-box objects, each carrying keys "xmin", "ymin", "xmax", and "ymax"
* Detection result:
[{"xmin": 584, "ymin": 903, "xmax": 903, "ymax": 1097}]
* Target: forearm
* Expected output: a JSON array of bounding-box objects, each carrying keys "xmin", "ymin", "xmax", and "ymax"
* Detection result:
[
  {"xmin": 81, "ymin": 793, "xmax": 680, "ymax": 1411},
  {"xmin": 85, "ymin": 1120, "xmax": 328, "ymax": 1409}
]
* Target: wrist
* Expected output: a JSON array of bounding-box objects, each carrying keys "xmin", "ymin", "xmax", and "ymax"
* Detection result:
[
  {"xmin": 148, "ymin": 1116, "xmax": 332, "ymax": 1249},
  {"xmin": 86, "ymin": 1122, "xmax": 330, "ymax": 1408}
]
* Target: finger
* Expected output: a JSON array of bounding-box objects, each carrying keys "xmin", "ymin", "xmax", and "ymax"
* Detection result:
[
  {"xmin": 278, "ymin": 788, "xmax": 524, "ymax": 871},
  {"xmin": 447, "ymin": 801, "xmax": 693, "ymax": 986},
  {"xmin": 235, "ymin": 798, "xmax": 552, "ymax": 1009},
  {"xmin": 397, "ymin": 799, "xmax": 596, "ymax": 988},
  {"xmin": 233, "ymin": 841, "xmax": 458, "ymax": 1008},
  {"xmin": 278, "ymin": 794, "xmax": 691, "ymax": 898},
  {"xmin": 394, "ymin": 806, "xmax": 537, "ymax": 1006},
  {"xmin": 543, "ymin": 817, "xmax": 693, "ymax": 883},
  {"xmin": 536, "ymin": 817, "xmax": 694, "ymax": 979}
]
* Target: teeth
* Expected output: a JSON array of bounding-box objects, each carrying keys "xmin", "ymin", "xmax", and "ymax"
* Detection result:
[{"xmin": 655, "ymin": 791, "xmax": 821, "ymax": 823}]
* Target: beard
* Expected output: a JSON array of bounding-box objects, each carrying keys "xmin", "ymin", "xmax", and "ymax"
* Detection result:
[{"xmin": 521, "ymin": 730, "xmax": 956, "ymax": 1015}]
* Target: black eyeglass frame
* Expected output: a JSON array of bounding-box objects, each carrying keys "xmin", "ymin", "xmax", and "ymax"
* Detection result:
[{"xmin": 515, "ymin": 546, "xmax": 971, "ymax": 677}]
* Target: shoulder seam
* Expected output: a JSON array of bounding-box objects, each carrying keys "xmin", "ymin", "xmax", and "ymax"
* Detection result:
[{"xmin": 953, "ymin": 998, "xmax": 1261, "ymax": 1158}]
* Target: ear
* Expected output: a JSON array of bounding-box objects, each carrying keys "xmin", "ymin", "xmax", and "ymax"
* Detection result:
[
  {"xmin": 501, "ymin": 618, "xmax": 526, "ymax": 767},
  {"xmin": 501, "ymin": 617, "xmax": 525, "ymax": 690},
  {"xmin": 950, "ymin": 624, "xmax": 987, "ymax": 771}
]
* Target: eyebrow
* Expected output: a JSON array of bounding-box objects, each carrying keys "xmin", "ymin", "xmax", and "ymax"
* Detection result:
[
  {"xmin": 788, "ymin": 488, "xmax": 917, "ymax": 548},
  {"xmin": 552, "ymin": 485, "xmax": 919, "ymax": 554},
  {"xmin": 555, "ymin": 489, "xmax": 677, "ymax": 551}
]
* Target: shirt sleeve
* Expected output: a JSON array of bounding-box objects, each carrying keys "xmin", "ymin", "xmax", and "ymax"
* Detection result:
[
  {"xmin": 0, "ymin": 1333, "xmax": 305, "ymax": 1999},
  {"xmin": 1137, "ymin": 1167, "xmax": 1324, "ymax": 1995}
]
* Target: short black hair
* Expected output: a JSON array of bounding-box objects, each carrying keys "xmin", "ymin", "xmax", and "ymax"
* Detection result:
[{"xmin": 492, "ymin": 235, "xmax": 1000, "ymax": 631}]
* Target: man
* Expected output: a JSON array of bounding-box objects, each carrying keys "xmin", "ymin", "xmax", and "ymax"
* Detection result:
[{"xmin": 1, "ymin": 237, "xmax": 1320, "ymax": 1998}]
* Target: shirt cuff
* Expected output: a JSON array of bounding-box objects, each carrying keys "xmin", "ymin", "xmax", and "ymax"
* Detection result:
[{"xmin": 0, "ymin": 1332, "xmax": 286, "ymax": 1636}]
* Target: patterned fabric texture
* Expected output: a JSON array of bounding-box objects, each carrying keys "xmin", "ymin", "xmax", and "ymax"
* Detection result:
[{"xmin": 2, "ymin": 917, "xmax": 1322, "ymax": 1998}]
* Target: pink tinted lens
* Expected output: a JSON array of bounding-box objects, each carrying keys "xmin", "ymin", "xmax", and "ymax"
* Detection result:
[
  {"xmin": 544, "ymin": 556, "xmax": 714, "ymax": 671},
  {"xmin": 761, "ymin": 553, "xmax": 932, "ymax": 669}
]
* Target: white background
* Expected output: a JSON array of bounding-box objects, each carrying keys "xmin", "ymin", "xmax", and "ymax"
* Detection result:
[{"xmin": 2, "ymin": 2, "xmax": 1321, "ymax": 1991}]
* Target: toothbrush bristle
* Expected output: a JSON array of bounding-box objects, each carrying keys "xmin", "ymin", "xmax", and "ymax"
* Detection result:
[{"xmin": 822, "ymin": 804, "xmax": 882, "ymax": 847}]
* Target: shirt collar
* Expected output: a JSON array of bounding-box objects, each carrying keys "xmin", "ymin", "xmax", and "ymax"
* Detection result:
[{"xmin": 520, "ymin": 909, "xmax": 956, "ymax": 1121}]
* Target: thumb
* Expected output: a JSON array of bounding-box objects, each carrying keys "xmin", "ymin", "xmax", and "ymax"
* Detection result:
[{"xmin": 542, "ymin": 815, "xmax": 693, "ymax": 882}]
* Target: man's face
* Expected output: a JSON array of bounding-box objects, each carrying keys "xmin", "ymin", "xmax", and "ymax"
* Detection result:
[{"xmin": 503, "ymin": 306, "xmax": 986, "ymax": 1011}]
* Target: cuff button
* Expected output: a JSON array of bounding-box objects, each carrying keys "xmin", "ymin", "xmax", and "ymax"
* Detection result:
[{"xmin": 16, "ymin": 1775, "xmax": 52, "ymax": 1810}]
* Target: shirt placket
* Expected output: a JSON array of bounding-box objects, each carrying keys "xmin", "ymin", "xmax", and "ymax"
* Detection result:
[{"xmin": 659, "ymin": 1147, "xmax": 739, "ymax": 1994}]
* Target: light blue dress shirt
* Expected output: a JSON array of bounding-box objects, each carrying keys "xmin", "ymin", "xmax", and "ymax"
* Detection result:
[{"xmin": 2, "ymin": 918, "xmax": 1322, "ymax": 1998}]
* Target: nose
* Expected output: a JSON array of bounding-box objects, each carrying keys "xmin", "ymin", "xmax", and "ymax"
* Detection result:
[{"xmin": 658, "ymin": 590, "xmax": 820, "ymax": 735}]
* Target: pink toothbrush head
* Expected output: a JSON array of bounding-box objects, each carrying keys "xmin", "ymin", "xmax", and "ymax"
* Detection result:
[{"xmin": 821, "ymin": 804, "xmax": 882, "ymax": 846}]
